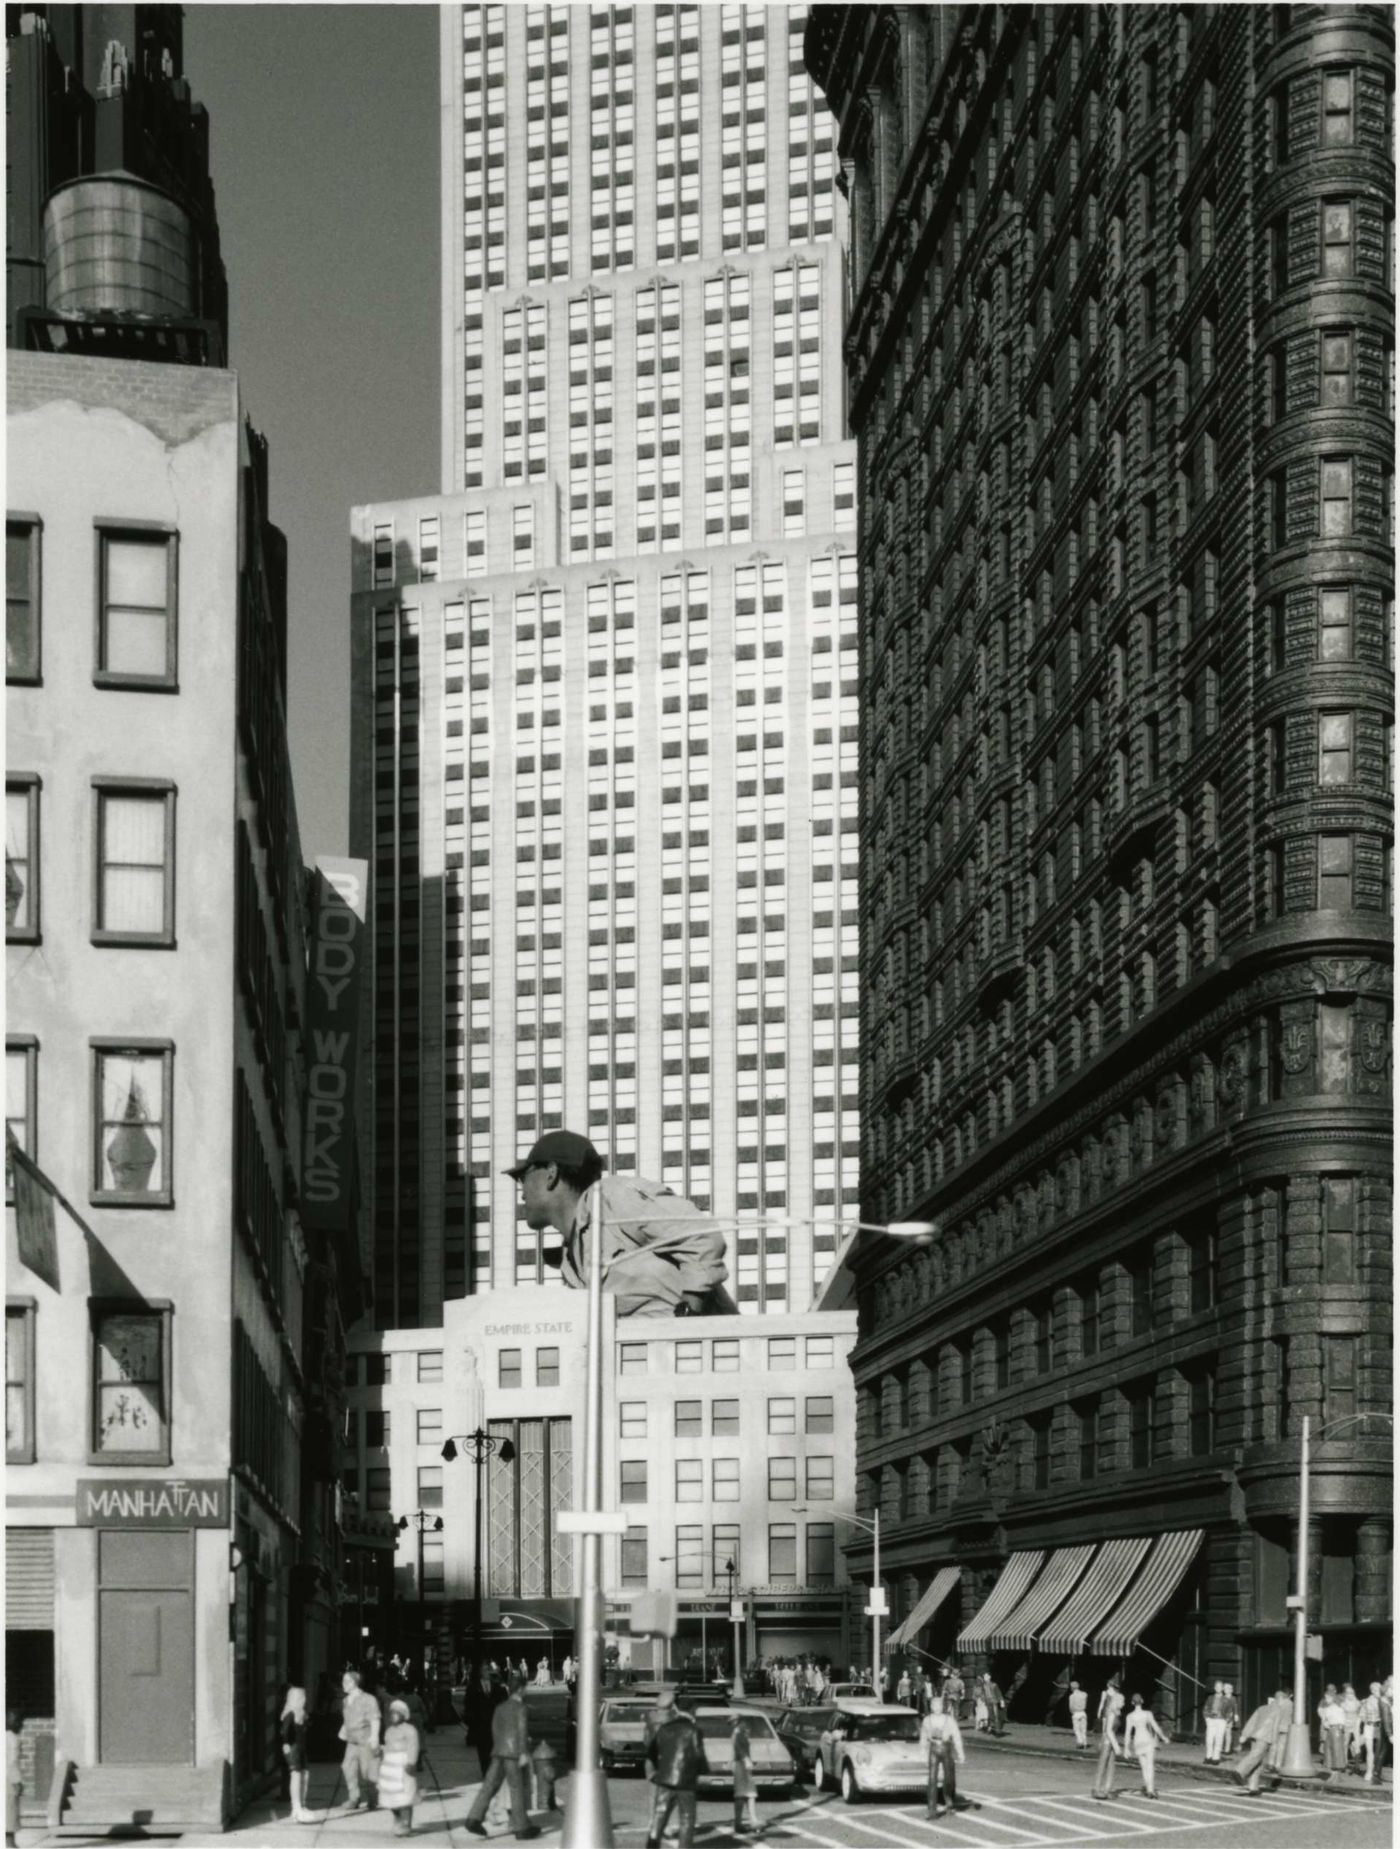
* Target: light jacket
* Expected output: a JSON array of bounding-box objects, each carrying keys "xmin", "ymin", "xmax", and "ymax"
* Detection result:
[
  {"xmin": 920, "ymin": 1712, "xmax": 965, "ymax": 1763},
  {"xmin": 490, "ymin": 1694, "xmax": 531, "ymax": 1761}
]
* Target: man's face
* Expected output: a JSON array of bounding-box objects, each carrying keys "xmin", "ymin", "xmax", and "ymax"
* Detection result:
[
  {"xmin": 342, "ymin": 1673, "xmax": 356, "ymax": 1694},
  {"xmin": 517, "ymin": 1161, "xmax": 557, "ymax": 1231}
]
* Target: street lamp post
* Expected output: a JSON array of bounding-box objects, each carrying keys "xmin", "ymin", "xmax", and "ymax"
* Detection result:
[
  {"xmin": 725, "ymin": 1557, "xmax": 743, "ymax": 1699},
  {"xmin": 1277, "ymin": 1411, "xmax": 1393, "ymax": 1780},
  {"xmin": 796, "ymin": 1505, "xmax": 882, "ymax": 1691},
  {"xmin": 441, "ymin": 1427, "xmax": 516, "ymax": 1667},
  {"xmin": 395, "ymin": 1509, "xmax": 443, "ymax": 1659}
]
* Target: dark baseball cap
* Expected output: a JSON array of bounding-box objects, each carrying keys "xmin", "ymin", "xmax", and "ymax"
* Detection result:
[{"xmin": 504, "ymin": 1129, "xmax": 602, "ymax": 1180}]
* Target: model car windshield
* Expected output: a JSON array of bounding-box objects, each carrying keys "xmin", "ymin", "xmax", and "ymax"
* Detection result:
[
  {"xmin": 697, "ymin": 1713, "xmax": 776, "ymax": 1741},
  {"xmin": 842, "ymin": 1713, "xmax": 921, "ymax": 1742}
]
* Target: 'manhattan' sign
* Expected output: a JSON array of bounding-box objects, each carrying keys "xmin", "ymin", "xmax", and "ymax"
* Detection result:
[{"xmin": 76, "ymin": 1477, "xmax": 230, "ymax": 1527}]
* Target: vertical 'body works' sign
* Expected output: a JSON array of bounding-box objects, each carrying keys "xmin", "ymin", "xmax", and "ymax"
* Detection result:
[{"xmin": 302, "ymin": 856, "xmax": 367, "ymax": 1230}]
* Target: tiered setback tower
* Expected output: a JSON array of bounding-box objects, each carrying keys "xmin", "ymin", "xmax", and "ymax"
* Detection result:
[
  {"xmin": 806, "ymin": 6, "xmax": 1392, "ymax": 1726},
  {"xmin": 354, "ymin": 3, "xmax": 861, "ymax": 1328}
]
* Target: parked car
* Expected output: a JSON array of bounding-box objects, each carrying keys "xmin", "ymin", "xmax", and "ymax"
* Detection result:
[
  {"xmin": 775, "ymin": 1704, "xmax": 834, "ymax": 1783},
  {"xmin": 598, "ymin": 1698, "xmax": 654, "ymax": 1773},
  {"xmin": 821, "ymin": 1682, "xmax": 875, "ymax": 1701},
  {"xmin": 693, "ymin": 1706, "xmax": 796, "ymax": 1797},
  {"xmin": 813, "ymin": 1699, "xmax": 926, "ymax": 1803}
]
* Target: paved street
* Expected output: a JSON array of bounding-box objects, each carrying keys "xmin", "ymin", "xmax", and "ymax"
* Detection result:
[{"xmin": 20, "ymin": 1734, "xmax": 1389, "ymax": 1849}]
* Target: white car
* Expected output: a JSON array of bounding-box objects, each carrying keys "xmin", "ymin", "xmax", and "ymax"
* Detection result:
[
  {"xmin": 693, "ymin": 1705, "xmax": 796, "ymax": 1796},
  {"xmin": 815, "ymin": 1699, "xmax": 926, "ymax": 1802},
  {"xmin": 598, "ymin": 1698, "xmax": 654, "ymax": 1772}
]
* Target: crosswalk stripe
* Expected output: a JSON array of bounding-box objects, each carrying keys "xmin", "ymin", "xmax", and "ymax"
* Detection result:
[
  {"xmin": 823, "ymin": 1809, "xmax": 945, "ymax": 1848},
  {"xmin": 1027, "ymin": 1793, "xmax": 1162, "ymax": 1833},
  {"xmin": 959, "ymin": 1792, "xmax": 1121, "ymax": 1838}
]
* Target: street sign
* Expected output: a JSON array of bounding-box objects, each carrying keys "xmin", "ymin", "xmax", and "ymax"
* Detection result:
[
  {"xmin": 730, "ymin": 1598, "xmax": 744, "ymax": 1621},
  {"xmin": 865, "ymin": 1589, "xmax": 889, "ymax": 1616}
]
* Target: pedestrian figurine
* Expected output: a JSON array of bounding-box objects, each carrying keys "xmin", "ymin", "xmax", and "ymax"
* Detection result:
[
  {"xmin": 1221, "ymin": 1682, "xmax": 1238, "ymax": 1754},
  {"xmin": 920, "ymin": 1695, "xmax": 971, "ymax": 1819},
  {"xmin": 1319, "ymin": 1685, "xmax": 1349, "ymax": 1777},
  {"xmin": 1068, "ymin": 1681, "xmax": 1089, "ymax": 1749},
  {"xmin": 731, "ymin": 1715, "xmax": 759, "ymax": 1835},
  {"xmin": 5, "ymin": 1710, "xmax": 22, "ymax": 1849},
  {"xmin": 986, "ymin": 1675, "xmax": 1007, "ymax": 1737},
  {"xmin": 896, "ymin": 1667, "xmax": 912, "ymax": 1705},
  {"xmin": 280, "ymin": 1686, "xmax": 313, "ymax": 1824},
  {"xmin": 1203, "ymin": 1681, "xmax": 1227, "ymax": 1763},
  {"xmin": 643, "ymin": 1693, "xmax": 705, "ymax": 1849},
  {"xmin": 463, "ymin": 1661, "xmax": 507, "ymax": 1778},
  {"xmin": 1235, "ymin": 1686, "xmax": 1290, "ymax": 1794},
  {"xmin": 340, "ymin": 1669, "xmax": 382, "ymax": 1811},
  {"xmin": 1092, "ymin": 1677, "xmax": 1125, "ymax": 1800},
  {"xmin": 378, "ymin": 1698, "xmax": 421, "ymax": 1838},
  {"xmin": 1360, "ymin": 1683, "xmax": 1384, "ymax": 1783},
  {"xmin": 465, "ymin": 1673, "xmax": 539, "ymax": 1840},
  {"xmin": 1123, "ymin": 1694, "xmax": 1169, "ymax": 1798}
]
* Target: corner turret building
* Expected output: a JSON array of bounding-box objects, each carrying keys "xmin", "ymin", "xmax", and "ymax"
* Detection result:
[{"xmin": 806, "ymin": 4, "xmax": 1392, "ymax": 1728}]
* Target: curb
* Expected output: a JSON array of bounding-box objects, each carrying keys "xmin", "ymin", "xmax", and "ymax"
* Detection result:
[{"xmin": 973, "ymin": 1732, "xmax": 1393, "ymax": 1804}]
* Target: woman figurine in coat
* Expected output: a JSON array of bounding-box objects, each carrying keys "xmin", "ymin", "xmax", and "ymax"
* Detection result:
[
  {"xmin": 378, "ymin": 1697, "xmax": 421, "ymax": 1838},
  {"xmin": 1122, "ymin": 1694, "xmax": 1169, "ymax": 1798},
  {"xmin": 280, "ymin": 1687, "xmax": 313, "ymax": 1824},
  {"xmin": 731, "ymin": 1716, "xmax": 759, "ymax": 1835}
]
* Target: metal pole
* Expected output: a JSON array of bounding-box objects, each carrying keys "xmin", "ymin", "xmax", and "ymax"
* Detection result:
[
  {"xmin": 473, "ymin": 1436, "xmax": 484, "ymax": 1668},
  {"xmin": 872, "ymin": 1507, "xmax": 882, "ymax": 1695},
  {"xmin": 561, "ymin": 1183, "xmax": 615, "ymax": 1848},
  {"xmin": 729, "ymin": 1562, "xmax": 743, "ymax": 1700},
  {"xmin": 1278, "ymin": 1415, "xmax": 1318, "ymax": 1778}
]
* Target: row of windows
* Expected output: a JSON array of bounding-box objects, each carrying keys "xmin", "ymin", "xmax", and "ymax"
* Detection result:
[
  {"xmin": 618, "ymin": 1333, "xmax": 836, "ymax": 1374},
  {"xmin": 617, "ymin": 1520, "xmax": 836, "ymax": 1590},
  {"xmin": 619, "ymin": 1453, "xmax": 835, "ymax": 1505},
  {"xmin": 622, "ymin": 1394, "xmax": 835, "ymax": 1438},
  {"xmin": 8, "ymin": 520, "xmax": 177, "ymax": 689}
]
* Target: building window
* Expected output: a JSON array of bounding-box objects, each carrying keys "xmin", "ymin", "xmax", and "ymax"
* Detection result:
[
  {"xmin": 418, "ymin": 1351, "xmax": 443, "ymax": 1383},
  {"xmin": 91, "ymin": 1041, "xmax": 172, "ymax": 1206},
  {"xmin": 92, "ymin": 782, "xmax": 176, "ymax": 946},
  {"xmin": 364, "ymin": 1354, "xmax": 390, "ymax": 1387},
  {"xmin": 96, "ymin": 527, "xmax": 177, "ymax": 689},
  {"xmin": 620, "ymin": 1460, "xmax": 647, "ymax": 1503},
  {"xmin": 1129, "ymin": 1247, "xmax": 1155, "ymax": 1336},
  {"xmin": 805, "ymin": 1455, "xmax": 834, "ymax": 1500},
  {"xmin": 1189, "ymin": 1226, "xmax": 1219, "ymax": 1313},
  {"xmin": 6, "ymin": 775, "xmax": 39, "ymax": 943},
  {"xmin": 768, "ymin": 1456, "xmax": 797, "ymax": 1501},
  {"xmin": 1321, "ymin": 201, "xmax": 1353, "ymax": 277},
  {"xmin": 620, "ymin": 1525, "xmax": 647, "ymax": 1586},
  {"xmin": 620, "ymin": 1401, "xmax": 646, "ymax": 1439},
  {"xmin": 5, "ymin": 1039, "xmax": 36, "ymax": 1205},
  {"xmin": 1076, "ymin": 1398, "xmax": 1098, "ymax": 1480},
  {"xmin": 1029, "ymin": 1415, "xmax": 1051, "ymax": 1490},
  {"xmin": 671, "ymin": 1525, "xmax": 703, "ymax": 1589},
  {"xmin": 7, "ymin": 518, "xmax": 40, "ymax": 683},
  {"xmin": 499, "ymin": 1348, "xmax": 523, "ymax": 1388},
  {"xmin": 6, "ymin": 1301, "xmax": 35, "ymax": 1462},
  {"xmin": 713, "ymin": 1457, "xmax": 740, "ymax": 1502},
  {"xmin": 805, "ymin": 1395, "xmax": 834, "ymax": 1434},
  {"xmin": 994, "ymin": 1321, "xmax": 1011, "ymax": 1390},
  {"xmin": 1323, "ymin": 1334, "xmax": 1357, "ymax": 1425},
  {"xmin": 805, "ymin": 1335, "xmax": 834, "ymax": 1368},
  {"xmin": 91, "ymin": 1302, "xmax": 170, "ymax": 1463},
  {"xmin": 366, "ymin": 1466, "xmax": 391, "ymax": 1511},
  {"xmin": 365, "ymin": 1409, "xmax": 390, "ymax": 1448},
  {"xmin": 1322, "ymin": 70, "xmax": 1354, "ymax": 144},
  {"xmin": 418, "ymin": 1464, "xmax": 444, "ymax": 1510},
  {"xmin": 1319, "ymin": 586, "xmax": 1353, "ymax": 660},
  {"xmin": 1323, "ymin": 1178, "xmax": 1356, "ymax": 1284},
  {"xmin": 676, "ymin": 1458, "xmax": 703, "ymax": 1503},
  {"xmin": 619, "ymin": 1343, "xmax": 647, "ymax": 1376},
  {"xmin": 1319, "ymin": 834, "xmax": 1353, "ymax": 907},
  {"xmin": 713, "ymin": 1527, "xmax": 741, "ymax": 1585},
  {"xmin": 1129, "ymin": 1383, "xmax": 1154, "ymax": 1469},
  {"xmin": 536, "ymin": 1346, "xmax": 560, "ymax": 1387},
  {"xmin": 417, "ymin": 1407, "xmax": 443, "ymax": 1444},
  {"xmin": 768, "ymin": 1337, "xmax": 796, "ymax": 1369},
  {"xmin": 1033, "ymin": 1300, "xmax": 1053, "ymax": 1374},
  {"xmin": 768, "ymin": 1397, "xmax": 796, "ymax": 1435},
  {"xmin": 675, "ymin": 1399, "xmax": 702, "ymax": 1437},
  {"xmin": 1080, "ymin": 1273, "xmax": 1101, "ymax": 1357},
  {"xmin": 1319, "ymin": 713, "xmax": 1354, "ymax": 784},
  {"xmin": 1188, "ymin": 1364, "xmax": 1216, "ymax": 1456},
  {"xmin": 1321, "ymin": 330, "xmax": 1354, "ymax": 406},
  {"xmin": 1320, "ymin": 458, "xmax": 1353, "ymax": 536},
  {"xmin": 712, "ymin": 1339, "xmax": 740, "ymax": 1371},
  {"xmin": 421, "ymin": 1536, "xmax": 445, "ymax": 1595},
  {"xmin": 806, "ymin": 1521, "xmax": 835, "ymax": 1584},
  {"xmin": 675, "ymin": 1340, "xmax": 703, "ymax": 1374},
  {"xmin": 769, "ymin": 1522, "xmax": 797, "ymax": 1583},
  {"xmin": 712, "ymin": 1398, "xmax": 739, "ymax": 1435}
]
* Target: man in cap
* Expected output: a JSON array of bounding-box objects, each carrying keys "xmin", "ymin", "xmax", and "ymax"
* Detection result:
[{"xmin": 507, "ymin": 1130, "xmax": 728, "ymax": 1317}]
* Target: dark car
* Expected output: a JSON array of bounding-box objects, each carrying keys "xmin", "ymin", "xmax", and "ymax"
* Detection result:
[{"xmin": 775, "ymin": 1704, "xmax": 834, "ymax": 1783}]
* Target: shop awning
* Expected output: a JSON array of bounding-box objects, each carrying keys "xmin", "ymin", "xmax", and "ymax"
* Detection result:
[
  {"xmin": 1038, "ymin": 1537, "xmax": 1152, "ymax": 1655},
  {"xmin": 956, "ymin": 1550, "xmax": 1045, "ymax": 1652},
  {"xmin": 886, "ymin": 1566, "xmax": 961, "ymax": 1651},
  {"xmin": 988, "ymin": 1544, "xmax": 1095, "ymax": 1653},
  {"xmin": 1091, "ymin": 1530, "xmax": 1204, "ymax": 1658}
]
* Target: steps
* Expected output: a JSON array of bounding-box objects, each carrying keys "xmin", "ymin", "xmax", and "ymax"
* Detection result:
[{"xmin": 53, "ymin": 1760, "xmax": 228, "ymax": 1833}]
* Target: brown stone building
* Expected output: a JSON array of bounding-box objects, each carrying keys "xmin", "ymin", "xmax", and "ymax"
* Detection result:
[{"xmin": 806, "ymin": 4, "xmax": 1392, "ymax": 1733}]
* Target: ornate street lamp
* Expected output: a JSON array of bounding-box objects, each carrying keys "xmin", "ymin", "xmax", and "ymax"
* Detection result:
[{"xmin": 441, "ymin": 1427, "xmax": 516, "ymax": 1667}]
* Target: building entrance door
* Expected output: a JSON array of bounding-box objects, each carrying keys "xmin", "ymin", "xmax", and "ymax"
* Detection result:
[{"xmin": 98, "ymin": 1530, "xmax": 194, "ymax": 1763}]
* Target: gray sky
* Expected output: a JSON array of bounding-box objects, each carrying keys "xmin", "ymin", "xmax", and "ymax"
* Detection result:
[{"xmin": 184, "ymin": 3, "xmax": 441, "ymax": 857}]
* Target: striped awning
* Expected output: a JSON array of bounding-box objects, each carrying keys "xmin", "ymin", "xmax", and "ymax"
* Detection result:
[
  {"xmin": 1091, "ymin": 1530, "xmax": 1204, "ymax": 1658},
  {"xmin": 956, "ymin": 1550, "xmax": 1045, "ymax": 1652},
  {"xmin": 886, "ymin": 1566, "xmax": 961, "ymax": 1651},
  {"xmin": 1039, "ymin": 1536, "xmax": 1152, "ymax": 1655},
  {"xmin": 988, "ymin": 1544, "xmax": 1095, "ymax": 1653}
]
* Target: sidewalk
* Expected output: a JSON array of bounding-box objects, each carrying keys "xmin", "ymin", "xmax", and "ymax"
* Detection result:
[{"xmin": 971, "ymin": 1722, "xmax": 1393, "ymax": 1804}]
